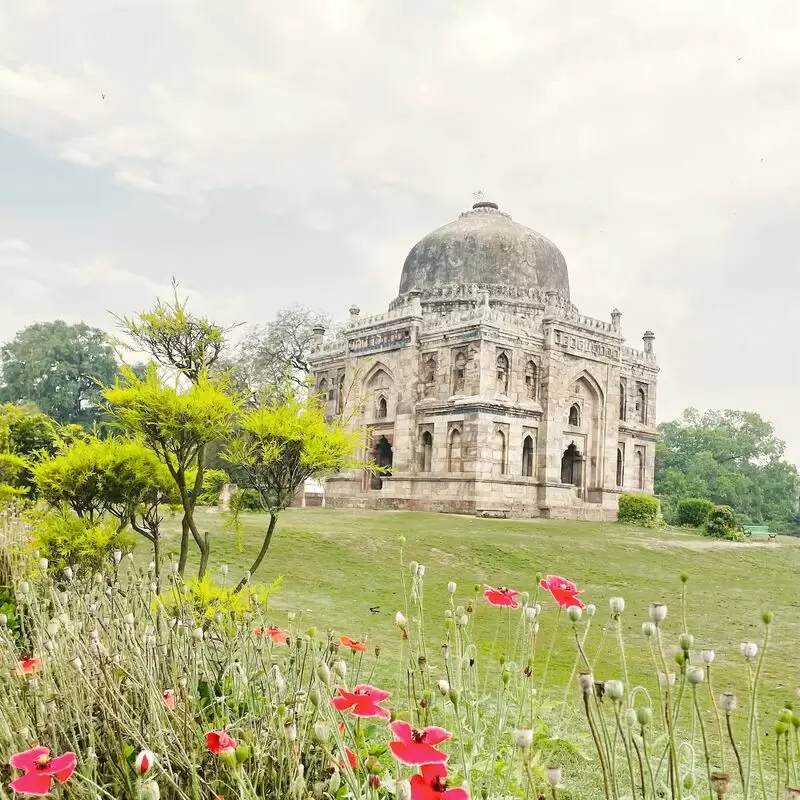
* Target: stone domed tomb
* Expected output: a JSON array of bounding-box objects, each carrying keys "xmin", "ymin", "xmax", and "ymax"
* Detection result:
[{"xmin": 309, "ymin": 201, "xmax": 659, "ymax": 519}]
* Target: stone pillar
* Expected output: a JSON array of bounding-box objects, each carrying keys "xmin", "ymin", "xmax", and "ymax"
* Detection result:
[
  {"xmin": 349, "ymin": 305, "xmax": 360, "ymax": 325},
  {"xmin": 611, "ymin": 308, "xmax": 622, "ymax": 330},
  {"xmin": 643, "ymin": 330, "xmax": 655, "ymax": 355},
  {"xmin": 312, "ymin": 325, "xmax": 325, "ymax": 346}
]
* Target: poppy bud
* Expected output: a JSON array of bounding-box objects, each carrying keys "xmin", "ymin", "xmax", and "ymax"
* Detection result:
[
  {"xmin": 328, "ymin": 771, "xmax": 341, "ymax": 794},
  {"xmin": 220, "ymin": 564, "xmax": 228, "ymax": 576},
  {"xmin": 140, "ymin": 780, "xmax": 160, "ymax": 800},
  {"xmin": 365, "ymin": 756, "xmax": 380, "ymax": 774},
  {"xmin": 568, "ymin": 606, "xmax": 582, "ymax": 622},
  {"xmin": 135, "ymin": 750, "xmax": 156, "ymax": 775},
  {"xmin": 700, "ymin": 649, "xmax": 715, "ymax": 664},
  {"xmin": 775, "ymin": 721, "xmax": 789, "ymax": 736},
  {"xmin": 309, "ymin": 687, "xmax": 321, "ymax": 707},
  {"xmin": 761, "ymin": 610, "xmax": 773, "ymax": 625},
  {"xmin": 448, "ymin": 581, "xmax": 457, "ymax": 594},
  {"xmin": 674, "ymin": 651, "xmax": 685, "ymax": 667},
  {"xmin": 313, "ymin": 721, "xmax": 330, "ymax": 743},
  {"xmin": 720, "ymin": 693, "xmax": 737, "ymax": 713},
  {"xmin": 219, "ymin": 747, "xmax": 237, "ymax": 767},
  {"xmin": 680, "ymin": 573, "xmax": 689, "ymax": 584},
  {"xmin": 449, "ymin": 689, "xmax": 459, "ymax": 708},
  {"xmin": 649, "ymin": 603, "xmax": 668, "ymax": 623},
  {"xmin": 546, "ymin": 766, "xmax": 562, "ymax": 787},
  {"xmin": 679, "ymin": 633, "xmax": 694, "ymax": 651},
  {"xmin": 605, "ymin": 680, "xmax": 624, "ymax": 702},
  {"xmin": 398, "ymin": 535, "xmax": 406, "ymax": 546},
  {"xmin": 307, "ymin": 626, "xmax": 317, "ymax": 638},
  {"xmin": 513, "ymin": 728, "xmax": 533, "ymax": 749},
  {"xmin": 683, "ymin": 774, "xmax": 695, "ymax": 790},
  {"xmin": 637, "ymin": 707, "xmax": 653, "ymax": 727},
  {"xmin": 609, "ymin": 596, "xmax": 625, "ymax": 615},
  {"xmin": 396, "ymin": 779, "xmax": 412, "ymax": 800},
  {"xmin": 437, "ymin": 679, "xmax": 450, "ymax": 696},
  {"xmin": 334, "ymin": 660, "xmax": 347, "ymax": 679},
  {"xmin": 687, "ymin": 667, "xmax": 704, "ymax": 686},
  {"xmin": 740, "ymin": 642, "xmax": 758, "ymax": 660},
  {"xmin": 235, "ymin": 745, "xmax": 250, "ymax": 763},
  {"xmin": 368, "ymin": 775, "xmax": 381, "ymax": 788},
  {"xmin": 642, "ymin": 622, "xmax": 655, "ymax": 637},
  {"xmin": 38, "ymin": 557, "xmax": 48, "ymax": 571},
  {"xmin": 316, "ymin": 662, "xmax": 331, "ymax": 686}
]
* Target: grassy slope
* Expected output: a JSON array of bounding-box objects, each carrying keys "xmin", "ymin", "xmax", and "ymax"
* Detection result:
[{"xmin": 161, "ymin": 509, "xmax": 800, "ymax": 713}]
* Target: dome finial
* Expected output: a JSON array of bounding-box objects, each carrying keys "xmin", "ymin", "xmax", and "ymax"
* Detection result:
[{"xmin": 471, "ymin": 189, "xmax": 498, "ymax": 211}]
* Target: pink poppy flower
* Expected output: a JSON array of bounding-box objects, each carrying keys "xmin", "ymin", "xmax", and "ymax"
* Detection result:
[
  {"xmin": 410, "ymin": 763, "xmax": 469, "ymax": 799},
  {"xmin": 9, "ymin": 747, "xmax": 76, "ymax": 796},
  {"xmin": 389, "ymin": 720, "xmax": 450, "ymax": 765},
  {"xmin": 539, "ymin": 575, "xmax": 585, "ymax": 609},
  {"xmin": 206, "ymin": 730, "xmax": 237, "ymax": 755},
  {"xmin": 15, "ymin": 657, "xmax": 43, "ymax": 676},
  {"xmin": 483, "ymin": 586, "xmax": 520, "ymax": 609},
  {"xmin": 339, "ymin": 635, "xmax": 368, "ymax": 652},
  {"xmin": 331, "ymin": 684, "xmax": 391, "ymax": 719},
  {"xmin": 162, "ymin": 689, "xmax": 175, "ymax": 710}
]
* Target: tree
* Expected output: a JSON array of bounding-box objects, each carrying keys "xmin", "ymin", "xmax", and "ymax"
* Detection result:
[
  {"xmin": 235, "ymin": 305, "xmax": 333, "ymax": 394},
  {"xmin": 103, "ymin": 365, "xmax": 241, "ymax": 577},
  {"xmin": 116, "ymin": 284, "xmax": 238, "ymax": 573},
  {"xmin": 0, "ymin": 321, "xmax": 118, "ymax": 426},
  {"xmin": 655, "ymin": 408, "xmax": 799, "ymax": 525},
  {"xmin": 223, "ymin": 387, "xmax": 367, "ymax": 591}
]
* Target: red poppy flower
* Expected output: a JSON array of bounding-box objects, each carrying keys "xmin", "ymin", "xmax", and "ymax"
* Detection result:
[
  {"xmin": 339, "ymin": 635, "xmax": 368, "ymax": 652},
  {"xmin": 163, "ymin": 689, "xmax": 175, "ymax": 710},
  {"xmin": 206, "ymin": 730, "xmax": 237, "ymax": 755},
  {"xmin": 483, "ymin": 586, "xmax": 520, "ymax": 609},
  {"xmin": 331, "ymin": 684, "xmax": 391, "ymax": 719},
  {"xmin": 9, "ymin": 747, "xmax": 76, "ymax": 796},
  {"xmin": 410, "ymin": 763, "xmax": 469, "ymax": 800},
  {"xmin": 389, "ymin": 720, "xmax": 450, "ymax": 765},
  {"xmin": 539, "ymin": 575, "xmax": 585, "ymax": 609},
  {"xmin": 15, "ymin": 656, "xmax": 43, "ymax": 676},
  {"xmin": 254, "ymin": 625, "xmax": 288, "ymax": 644},
  {"xmin": 344, "ymin": 747, "xmax": 357, "ymax": 769}
]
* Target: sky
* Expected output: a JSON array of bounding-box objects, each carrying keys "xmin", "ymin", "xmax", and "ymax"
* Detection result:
[{"xmin": 1, "ymin": 1, "xmax": 799, "ymax": 459}]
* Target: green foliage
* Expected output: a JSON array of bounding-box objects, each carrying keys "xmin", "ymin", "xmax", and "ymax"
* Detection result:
[
  {"xmin": 704, "ymin": 504, "xmax": 744, "ymax": 541},
  {"xmin": 0, "ymin": 403, "xmax": 59, "ymax": 457},
  {"xmin": 676, "ymin": 497, "xmax": 714, "ymax": 527},
  {"xmin": 229, "ymin": 488, "xmax": 265, "ymax": 512},
  {"xmin": 30, "ymin": 509, "xmax": 134, "ymax": 572},
  {"xmin": 198, "ymin": 468, "xmax": 229, "ymax": 505},
  {"xmin": 0, "ymin": 321, "xmax": 118, "ymax": 426},
  {"xmin": 656, "ymin": 408, "xmax": 798, "ymax": 526},
  {"xmin": 224, "ymin": 388, "xmax": 365, "ymax": 513},
  {"xmin": 155, "ymin": 572, "xmax": 282, "ymax": 624},
  {"xmin": 618, "ymin": 493, "xmax": 660, "ymax": 526}
]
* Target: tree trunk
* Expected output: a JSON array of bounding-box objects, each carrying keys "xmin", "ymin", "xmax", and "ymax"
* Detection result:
[
  {"xmin": 153, "ymin": 535, "xmax": 161, "ymax": 594},
  {"xmin": 234, "ymin": 513, "xmax": 278, "ymax": 592},
  {"xmin": 196, "ymin": 531, "xmax": 209, "ymax": 580},
  {"xmin": 177, "ymin": 513, "xmax": 191, "ymax": 576}
]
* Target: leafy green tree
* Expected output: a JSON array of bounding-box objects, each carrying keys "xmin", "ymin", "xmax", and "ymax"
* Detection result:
[
  {"xmin": 103, "ymin": 365, "xmax": 241, "ymax": 577},
  {"xmin": 0, "ymin": 321, "xmax": 118, "ymax": 426},
  {"xmin": 223, "ymin": 387, "xmax": 367, "ymax": 590},
  {"xmin": 655, "ymin": 408, "xmax": 798, "ymax": 525},
  {"xmin": 0, "ymin": 403, "xmax": 59, "ymax": 456}
]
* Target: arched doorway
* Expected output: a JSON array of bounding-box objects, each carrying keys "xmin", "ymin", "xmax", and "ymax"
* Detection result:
[
  {"xmin": 561, "ymin": 443, "xmax": 583, "ymax": 486},
  {"xmin": 370, "ymin": 436, "xmax": 393, "ymax": 489}
]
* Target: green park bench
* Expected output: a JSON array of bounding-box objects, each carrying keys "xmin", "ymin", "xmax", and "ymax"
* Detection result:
[{"xmin": 742, "ymin": 525, "xmax": 777, "ymax": 541}]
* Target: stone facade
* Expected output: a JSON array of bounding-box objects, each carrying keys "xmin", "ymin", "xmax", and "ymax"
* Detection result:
[{"xmin": 309, "ymin": 201, "xmax": 659, "ymax": 520}]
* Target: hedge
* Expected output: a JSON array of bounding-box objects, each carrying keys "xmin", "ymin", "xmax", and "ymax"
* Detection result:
[
  {"xmin": 677, "ymin": 498, "xmax": 715, "ymax": 527},
  {"xmin": 618, "ymin": 493, "xmax": 660, "ymax": 526}
]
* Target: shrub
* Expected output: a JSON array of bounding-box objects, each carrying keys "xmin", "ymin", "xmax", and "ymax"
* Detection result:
[
  {"xmin": 618, "ymin": 493, "xmax": 660, "ymax": 526},
  {"xmin": 229, "ymin": 487, "xmax": 264, "ymax": 512},
  {"xmin": 704, "ymin": 505, "xmax": 744, "ymax": 541},
  {"xmin": 30, "ymin": 509, "xmax": 135, "ymax": 572},
  {"xmin": 198, "ymin": 468, "xmax": 229, "ymax": 505},
  {"xmin": 677, "ymin": 497, "xmax": 714, "ymax": 527}
]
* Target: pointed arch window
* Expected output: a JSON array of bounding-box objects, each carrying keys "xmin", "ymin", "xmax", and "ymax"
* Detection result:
[
  {"xmin": 636, "ymin": 449, "xmax": 645, "ymax": 489},
  {"xmin": 423, "ymin": 356, "xmax": 436, "ymax": 397},
  {"xmin": 420, "ymin": 431, "xmax": 433, "ymax": 473},
  {"xmin": 448, "ymin": 428, "xmax": 463, "ymax": 473},
  {"xmin": 619, "ymin": 381, "xmax": 627, "ymax": 420},
  {"xmin": 616, "ymin": 447, "xmax": 624, "ymax": 487},
  {"xmin": 525, "ymin": 361, "xmax": 538, "ymax": 400},
  {"xmin": 496, "ymin": 352, "xmax": 509, "ymax": 394},
  {"xmin": 318, "ymin": 377, "xmax": 329, "ymax": 397},
  {"xmin": 376, "ymin": 396, "xmax": 387, "ymax": 419},
  {"xmin": 568, "ymin": 404, "xmax": 581, "ymax": 427},
  {"xmin": 522, "ymin": 435, "xmax": 535, "ymax": 477},
  {"xmin": 492, "ymin": 429, "xmax": 507, "ymax": 476},
  {"xmin": 636, "ymin": 385, "xmax": 647, "ymax": 424},
  {"xmin": 452, "ymin": 352, "xmax": 467, "ymax": 394},
  {"xmin": 337, "ymin": 373, "xmax": 345, "ymax": 414}
]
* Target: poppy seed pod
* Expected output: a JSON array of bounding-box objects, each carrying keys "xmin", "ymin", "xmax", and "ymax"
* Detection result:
[
  {"xmin": 659, "ymin": 672, "xmax": 676, "ymax": 687},
  {"xmin": 784, "ymin": 787, "xmax": 800, "ymax": 800},
  {"xmin": 525, "ymin": 605, "xmax": 538, "ymax": 621},
  {"xmin": 679, "ymin": 633, "xmax": 694, "ymax": 651},
  {"xmin": 459, "ymin": 614, "xmax": 469, "ymax": 627},
  {"xmin": 113, "ymin": 549, "xmax": 122, "ymax": 565},
  {"xmin": 124, "ymin": 613, "xmax": 135, "ymax": 626},
  {"xmin": 63, "ymin": 566, "xmax": 73, "ymax": 581},
  {"xmin": 626, "ymin": 708, "xmax": 638, "ymax": 727},
  {"xmin": 140, "ymin": 781, "xmax": 160, "ymax": 800},
  {"xmin": 220, "ymin": 564, "xmax": 228, "ymax": 576},
  {"xmin": 398, "ymin": 535, "xmax": 406, "ymax": 546},
  {"xmin": 334, "ymin": 660, "xmax": 347, "ymax": 679},
  {"xmin": 642, "ymin": 622, "xmax": 656, "ymax": 637},
  {"xmin": 409, "ymin": 561, "xmax": 418, "ymax": 575},
  {"xmin": 416, "ymin": 564, "xmax": 426, "ymax": 578},
  {"xmin": 586, "ymin": 604, "xmax": 596, "ymax": 618},
  {"xmin": 687, "ymin": 667, "xmax": 705, "ymax": 686},
  {"xmin": 437, "ymin": 679, "xmax": 450, "ymax": 696},
  {"xmin": 328, "ymin": 771, "xmax": 341, "ymax": 794},
  {"xmin": 395, "ymin": 611, "xmax": 407, "ymax": 629},
  {"xmin": 740, "ymin": 641, "xmax": 758, "ymax": 660},
  {"xmin": 546, "ymin": 766, "xmax": 562, "ymax": 787},
  {"xmin": 0, "ymin": 613, "xmax": 6, "ymax": 627},
  {"xmin": 448, "ymin": 581, "xmax": 457, "ymax": 594},
  {"xmin": 710, "ymin": 771, "xmax": 731, "ymax": 798},
  {"xmin": 396, "ymin": 779, "xmax": 412, "ymax": 800},
  {"xmin": 649, "ymin": 603, "xmax": 668, "ymax": 623},
  {"xmin": 604, "ymin": 680, "xmax": 625, "ymax": 702},
  {"xmin": 192, "ymin": 627, "xmax": 204, "ymax": 642},
  {"xmin": 313, "ymin": 721, "xmax": 331, "ymax": 743},
  {"xmin": 316, "ymin": 662, "xmax": 331, "ymax": 686},
  {"xmin": 284, "ymin": 720, "xmax": 298, "ymax": 741},
  {"xmin": 18, "ymin": 581, "xmax": 29, "ymax": 596},
  {"xmin": 720, "ymin": 693, "xmax": 738, "ymax": 713},
  {"xmin": 513, "ymin": 728, "xmax": 534, "ymax": 749},
  {"xmin": 700, "ymin": 649, "xmax": 715, "ymax": 664},
  {"xmin": 609, "ymin": 596, "xmax": 625, "ymax": 615},
  {"xmin": 568, "ymin": 605, "xmax": 582, "ymax": 622}
]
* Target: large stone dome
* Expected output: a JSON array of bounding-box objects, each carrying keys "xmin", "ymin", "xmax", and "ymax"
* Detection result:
[{"xmin": 399, "ymin": 202, "xmax": 570, "ymax": 301}]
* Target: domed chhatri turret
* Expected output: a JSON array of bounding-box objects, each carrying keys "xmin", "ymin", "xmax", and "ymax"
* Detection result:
[{"xmin": 398, "ymin": 201, "xmax": 571, "ymax": 301}]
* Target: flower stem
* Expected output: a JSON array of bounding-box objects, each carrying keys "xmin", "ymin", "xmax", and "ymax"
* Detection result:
[
  {"xmin": 692, "ymin": 686, "xmax": 713, "ymax": 799},
  {"xmin": 707, "ymin": 665, "xmax": 726, "ymax": 772},
  {"xmin": 614, "ymin": 703, "xmax": 640, "ymax": 800},
  {"xmin": 727, "ymin": 712, "xmax": 746, "ymax": 797}
]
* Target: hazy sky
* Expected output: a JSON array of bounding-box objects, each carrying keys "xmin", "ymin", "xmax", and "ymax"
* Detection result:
[{"xmin": 1, "ymin": 1, "xmax": 799, "ymax": 459}]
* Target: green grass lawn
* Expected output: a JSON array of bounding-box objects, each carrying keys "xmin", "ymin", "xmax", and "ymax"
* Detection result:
[{"xmin": 160, "ymin": 508, "xmax": 800, "ymax": 712}]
